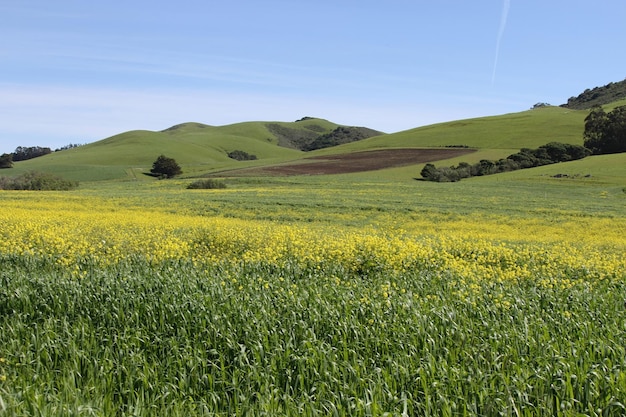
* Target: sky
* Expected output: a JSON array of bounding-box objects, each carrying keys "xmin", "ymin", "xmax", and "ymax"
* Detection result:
[{"xmin": 1, "ymin": 0, "xmax": 625, "ymax": 154}]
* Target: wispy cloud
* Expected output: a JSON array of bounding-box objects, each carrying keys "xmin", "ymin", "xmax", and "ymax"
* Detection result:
[{"xmin": 492, "ymin": 0, "xmax": 511, "ymax": 85}]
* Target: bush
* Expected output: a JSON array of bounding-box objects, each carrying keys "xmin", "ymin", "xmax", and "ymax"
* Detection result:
[
  {"xmin": 187, "ymin": 179, "xmax": 227, "ymax": 189},
  {"xmin": 227, "ymin": 150, "xmax": 257, "ymax": 161},
  {"xmin": 0, "ymin": 171, "xmax": 79, "ymax": 190}
]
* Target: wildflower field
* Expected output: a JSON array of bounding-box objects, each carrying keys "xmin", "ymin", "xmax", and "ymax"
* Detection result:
[{"xmin": 1, "ymin": 177, "xmax": 625, "ymax": 416}]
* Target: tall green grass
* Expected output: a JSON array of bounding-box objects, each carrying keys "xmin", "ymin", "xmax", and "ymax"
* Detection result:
[{"xmin": 1, "ymin": 256, "xmax": 624, "ymax": 416}]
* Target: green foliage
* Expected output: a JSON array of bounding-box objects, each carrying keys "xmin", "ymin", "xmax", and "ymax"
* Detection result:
[
  {"xmin": 227, "ymin": 150, "xmax": 257, "ymax": 161},
  {"xmin": 265, "ymin": 122, "xmax": 332, "ymax": 149},
  {"xmin": 186, "ymin": 178, "xmax": 227, "ymax": 189},
  {"xmin": 150, "ymin": 155, "xmax": 182, "ymax": 178},
  {"xmin": 0, "ymin": 153, "xmax": 13, "ymax": 169},
  {"xmin": 421, "ymin": 143, "xmax": 591, "ymax": 182},
  {"xmin": 0, "ymin": 171, "xmax": 78, "ymax": 190},
  {"xmin": 563, "ymin": 78, "xmax": 626, "ymax": 109},
  {"xmin": 584, "ymin": 105, "xmax": 626, "ymax": 154}
]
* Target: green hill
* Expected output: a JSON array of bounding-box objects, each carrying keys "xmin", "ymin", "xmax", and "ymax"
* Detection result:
[
  {"xmin": 7, "ymin": 119, "xmax": 331, "ymax": 181},
  {"xmin": 303, "ymin": 105, "xmax": 591, "ymax": 171},
  {"xmin": 3, "ymin": 108, "xmax": 592, "ymax": 181},
  {"xmin": 7, "ymin": 118, "xmax": 390, "ymax": 181},
  {"xmin": 335, "ymin": 106, "xmax": 588, "ymax": 152},
  {"xmin": 6, "ymin": 79, "xmax": 626, "ymax": 183}
]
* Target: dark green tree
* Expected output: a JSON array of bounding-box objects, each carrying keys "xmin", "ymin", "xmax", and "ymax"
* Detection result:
[
  {"xmin": 583, "ymin": 105, "xmax": 608, "ymax": 153},
  {"xmin": 150, "ymin": 155, "xmax": 182, "ymax": 178},
  {"xmin": 584, "ymin": 105, "xmax": 626, "ymax": 154},
  {"xmin": 603, "ymin": 105, "xmax": 626, "ymax": 153},
  {"xmin": 0, "ymin": 153, "xmax": 13, "ymax": 169}
]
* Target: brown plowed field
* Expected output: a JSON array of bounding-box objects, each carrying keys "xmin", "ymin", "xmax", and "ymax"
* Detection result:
[{"xmin": 222, "ymin": 148, "xmax": 475, "ymax": 176}]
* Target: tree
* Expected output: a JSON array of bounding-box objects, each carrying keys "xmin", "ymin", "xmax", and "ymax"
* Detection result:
[
  {"xmin": 583, "ymin": 105, "xmax": 608, "ymax": 153},
  {"xmin": 584, "ymin": 105, "xmax": 626, "ymax": 154},
  {"xmin": 603, "ymin": 105, "xmax": 626, "ymax": 153},
  {"xmin": 150, "ymin": 155, "xmax": 182, "ymax": 178},
  {"xmin": 0, "ymin": 153, "xmax": 13, "ymax": 168}
]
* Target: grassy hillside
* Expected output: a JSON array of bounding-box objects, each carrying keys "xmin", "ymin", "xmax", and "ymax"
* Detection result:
[
  {"xmin": 333, "ymin": 106, "xmax": 588, "ymax": 152},
  {"xmin": 8, "ymin": 118, "xmax": 389, "ymax": 181},
  {"xmin": 6, "ymin": 97, "xmax": 624, "ymax": 183},
  {"xmin": 8, "ymin": 121, "xmax": 328, "ymax": 181}
]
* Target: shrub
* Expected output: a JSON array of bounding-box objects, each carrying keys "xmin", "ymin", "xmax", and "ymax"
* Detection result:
[
  {"xmin": 187, "ymin": 179, "xmax": 227, "ymax": 189},
  {"xmin": 0, "ymin": 171, "xmax": 78, "ymax": 190},
  {"xmin": 421, "ymin": 142, "xmax": 591, "ymax": 182},
  {"xmin": 227, "ymin": 150, "xmax": 257, "ymax": 161}
]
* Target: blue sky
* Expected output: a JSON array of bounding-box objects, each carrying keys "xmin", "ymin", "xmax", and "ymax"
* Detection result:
[{"xmin": 1, "ymin": 0, "xmax": 625, "ymax": 154}]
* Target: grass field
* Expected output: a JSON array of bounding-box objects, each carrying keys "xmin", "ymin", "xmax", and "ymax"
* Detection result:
[
  {"xmin": 1, "ymin": 156, "xmax": 625, "ymax": 416},
  {"xmin": 1, "ymin": 100, "xmax": 626, "ymax": 415}
]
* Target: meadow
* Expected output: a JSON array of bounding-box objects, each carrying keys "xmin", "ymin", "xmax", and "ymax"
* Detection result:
[{"xmin": 1, "ymin": 165, "xmax": 625, "ymax": 416}]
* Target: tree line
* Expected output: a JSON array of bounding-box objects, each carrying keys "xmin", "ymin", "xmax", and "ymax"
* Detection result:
[
  {"xmin": 0, "ymin": 146, "xmax": 53, "ymax": 168},
  {"xmin": 1, "ymin": 144, "xmax": 84, "ymax": 169},
  {"xmin": 421, "ymin": 142, "xmax": 591, "ymax": 182}
]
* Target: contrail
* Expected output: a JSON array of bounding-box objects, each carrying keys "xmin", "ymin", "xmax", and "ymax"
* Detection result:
[{"xmin": 492, "ymin": 0, "xmax": 511, "ymax": 85}]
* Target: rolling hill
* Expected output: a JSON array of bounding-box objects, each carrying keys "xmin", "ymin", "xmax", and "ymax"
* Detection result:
[
  {"xmin": 1, "ymin": 108, "xmax": 593, "ymax": 182},
  {"xmin": 6, "ymin": 119, "xmax": 347, "ymax": 181},
  {"xmin": 5, "ymin": 79, "xmax": 626, "ymax": 182}
]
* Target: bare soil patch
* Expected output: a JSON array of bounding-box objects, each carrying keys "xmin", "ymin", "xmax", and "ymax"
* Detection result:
[{"xmin": 219, "ymin": 148, "xmax": 475, "ymax": 176}]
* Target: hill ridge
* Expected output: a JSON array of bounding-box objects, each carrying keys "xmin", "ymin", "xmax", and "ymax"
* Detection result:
[{"xmin": 562, "ymin": 78, "xmax": 626, "ymax": 109}]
